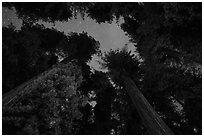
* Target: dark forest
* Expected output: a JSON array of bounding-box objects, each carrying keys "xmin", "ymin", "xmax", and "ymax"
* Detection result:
[{"xmin": 2, "ymin": 2, "xmax": 202, "ymax": 135}]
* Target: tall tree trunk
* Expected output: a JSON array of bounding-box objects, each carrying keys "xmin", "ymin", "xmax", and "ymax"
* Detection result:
[{"xmin": 121, "ymin": 75, "xmax": 174, "ymax": 135}]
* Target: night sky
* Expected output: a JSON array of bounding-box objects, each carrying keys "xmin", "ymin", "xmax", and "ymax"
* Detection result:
[
  {"xmin": 2, "ymin": 6, "xmax": 136, "ymax": 71},
  {"xmin": 2, "ymin": 7, "xmax": 22, "ymax": 30}
]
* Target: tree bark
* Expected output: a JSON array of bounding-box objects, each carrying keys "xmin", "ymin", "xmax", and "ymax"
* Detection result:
[{"xmin": 121, "ymin": 75, "xmax": 174, "ymax": 135}]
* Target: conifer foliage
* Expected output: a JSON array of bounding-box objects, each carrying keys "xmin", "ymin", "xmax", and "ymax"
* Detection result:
[{"xmin": 3, "ymin": 62, "xmax": 88, "ymax": 134}]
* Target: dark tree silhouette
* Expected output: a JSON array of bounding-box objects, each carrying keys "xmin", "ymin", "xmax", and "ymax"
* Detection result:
[
  {"xmin": 3, "ymin": 2, "xmax": 73, "ymax": 22},
  {"xmin": 3, "ymin": 23, "xmax": 100, "ymax": 95},
  {"xmin": 2, "ymin": 2, "xmax": 202, "ymax": 135}
]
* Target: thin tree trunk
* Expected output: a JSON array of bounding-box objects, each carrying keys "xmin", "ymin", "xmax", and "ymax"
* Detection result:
[
  {"xmin": 2, "ymin": 58, "xmax": 74, "ymax": 106},
  {"xmin": 121, "ymin": 75, "xmax": 174, "ymax": 135}
]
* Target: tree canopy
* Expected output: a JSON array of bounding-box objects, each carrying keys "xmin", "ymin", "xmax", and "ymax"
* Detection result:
[
  {"xmin": 2, "ymin": 2, "xmax": 202, "ymax": 135},
  {"xmin": 3, "ymin": 22, "xmax": 99, "ymax": 94}
]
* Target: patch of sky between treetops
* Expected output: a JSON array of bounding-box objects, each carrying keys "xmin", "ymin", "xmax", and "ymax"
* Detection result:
[{"xmin": 3, "ymin": 7, "xmax": 138, "ymax": 72}]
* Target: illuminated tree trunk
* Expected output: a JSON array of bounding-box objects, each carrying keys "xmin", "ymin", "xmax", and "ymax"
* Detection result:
[{"xmin": 121, "ymin": 75, "xmax": 174, "ymax": 135}]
